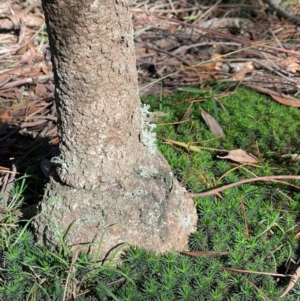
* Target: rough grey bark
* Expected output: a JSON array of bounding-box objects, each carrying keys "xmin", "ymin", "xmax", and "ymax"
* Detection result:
[{"xmin": 33, "ymin": 0, "xmax": 197, "ymax": 258}]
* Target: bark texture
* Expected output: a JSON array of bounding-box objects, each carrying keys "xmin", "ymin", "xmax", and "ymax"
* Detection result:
[{"xmin": 33, "ymin": 0, "xmax": 197, "ymax": 257}]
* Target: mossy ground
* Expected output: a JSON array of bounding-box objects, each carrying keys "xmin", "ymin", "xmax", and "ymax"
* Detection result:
[
  {"xmin": 129, "ymin": 86, "xmax": 300, "ymax": 300},
  {"xmin": 1, "ymin": 87, "xmax": 300, "ymax": 300}
]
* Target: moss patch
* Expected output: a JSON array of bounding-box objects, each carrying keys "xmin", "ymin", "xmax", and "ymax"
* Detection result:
[{"xmin": 117, "ymin": 86, "xmax": 300, "ymax": 300}]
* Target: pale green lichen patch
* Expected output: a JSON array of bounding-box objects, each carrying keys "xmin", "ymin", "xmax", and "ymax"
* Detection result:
[{"xmin": 140, "ymin": 104, "xmax": 157, "ymax": 154}]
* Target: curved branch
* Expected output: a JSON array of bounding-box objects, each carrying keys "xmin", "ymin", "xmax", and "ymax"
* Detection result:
[{"xmin": 186, "ymin": 175, "xmax": 300, "ymax": 198}]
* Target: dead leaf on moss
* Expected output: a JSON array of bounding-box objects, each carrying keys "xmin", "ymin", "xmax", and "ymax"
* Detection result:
[
  {"xmin": 200, "ymin": 109, "xmax": 224, "ymax": 136},
  {"xmin": 270, "ymin": 94, "xmax": 300, "ymax": 107},
  {"xmin": 217, "ymin": 149, "xmax": 258, "ymax": 164}
]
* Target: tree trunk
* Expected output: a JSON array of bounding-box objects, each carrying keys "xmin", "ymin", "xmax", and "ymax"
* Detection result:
[{"xmin": 33, "ymin": 0, "xmax": 197, "ymax": 257}]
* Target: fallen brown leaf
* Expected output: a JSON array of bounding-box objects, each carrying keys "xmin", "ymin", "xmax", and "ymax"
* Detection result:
[
  {"xmin": 270, "ymin": 94, "xmax": 300, "ymax": 107},
  {"xmin": 201, "ymin": 109, "xmax": 224, "ymax": 136},
  {"xmin": 217, "ymin": 149, "xmax": 258, "ymax": 164}
]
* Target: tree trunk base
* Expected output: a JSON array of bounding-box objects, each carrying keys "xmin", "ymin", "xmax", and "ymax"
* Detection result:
[{"xmin": 33, "ymin": 153, "xmax": 197, "ymax": 258}]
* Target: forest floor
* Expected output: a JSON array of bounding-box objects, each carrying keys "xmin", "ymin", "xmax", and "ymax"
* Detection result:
[{"xmin": 1, "ymin": 0, "xmax": 300, "ymax": 300}]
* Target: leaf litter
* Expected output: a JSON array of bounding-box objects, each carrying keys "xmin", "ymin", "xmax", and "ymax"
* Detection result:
[{"xmin": 0, "ymin": 0, "xmax": 300, "ymax": 297}]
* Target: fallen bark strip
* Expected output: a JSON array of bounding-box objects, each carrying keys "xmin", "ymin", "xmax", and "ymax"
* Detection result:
[{"xmin": 280, "ymin": 265, "xmax": 300, "ymax": 298}]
